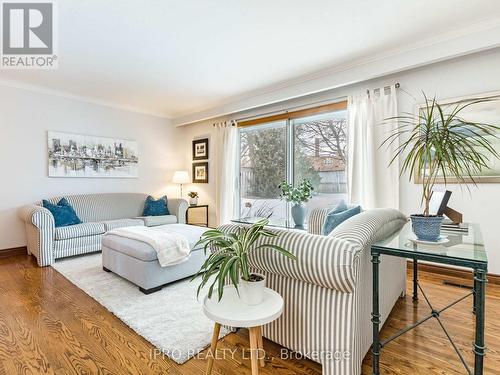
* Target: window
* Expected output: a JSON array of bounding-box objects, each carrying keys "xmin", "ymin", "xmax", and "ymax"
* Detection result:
[
  {"xmin": 292, "ymin": 110, "xmax": 348, "ymax": 215},
  {"xmin": 238, "ymin": 101, "xmax": 348, "ymax": 224},
  {"xmin": 239, "ymin": 120, "xmax": 288, "ymax": 222}
]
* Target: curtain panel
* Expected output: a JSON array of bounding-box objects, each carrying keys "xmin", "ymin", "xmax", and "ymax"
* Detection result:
[
  {"xmin": 215, "ymin": 124, "xmax": 238, "ymax": 225},
  {"xmin": 347, "ymin": 85, "xmax": 399, "ymax": 209}
]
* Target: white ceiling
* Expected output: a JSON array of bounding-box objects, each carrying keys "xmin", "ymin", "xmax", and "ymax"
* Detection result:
[{"xmin": 2, "ymin": 0, "xmax": 500, "ymax": 120}]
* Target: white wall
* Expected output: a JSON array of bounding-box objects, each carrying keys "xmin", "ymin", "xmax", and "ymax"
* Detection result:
[
  {"xmin": 392, "ymin": 49, "xmax": 500, "ymax": 274},
  {"xmin": 180, "ymin": 121, "xmax": 222, "ymax": 228},
  {"xmin": 181, "ymin": 48, "xmax": 500, "ymax": 273},
  {"xmin": 0, "ymin": 86, "xmax": 185, "ymax": 250}
]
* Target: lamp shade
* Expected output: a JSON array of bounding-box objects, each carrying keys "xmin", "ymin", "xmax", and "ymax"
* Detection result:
[{"xmin": 172, "ymin": 170, "xmax": 189, "ymax": 184}]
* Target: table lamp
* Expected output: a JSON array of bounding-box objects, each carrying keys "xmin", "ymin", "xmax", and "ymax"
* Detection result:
[{"xmin": 172, "ymin": 170, "xmax": 189, "ymax": 198}]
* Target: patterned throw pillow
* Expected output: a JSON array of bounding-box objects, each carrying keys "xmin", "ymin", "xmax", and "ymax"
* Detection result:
[
  {"xmin": 142, "ymin": 195, "xmax": 170, "ymax": 216},
  {"xmin": 42, "ymin": 198, "xmax": 82, "ymax": 228},
  {"xmin": 322, "ymin": 200, "xmax": 361, "ymax": 235}
]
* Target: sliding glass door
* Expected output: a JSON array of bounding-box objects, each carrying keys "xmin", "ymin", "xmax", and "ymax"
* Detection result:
[
  {"xmin": 238, "ymin": 103, "xmax": 348, "ymax": 225},
  {"xmin": 239, "ymin": 120, "xmax": 288, "ymax": 222},
  {"xmin": 292, "ymin": 110, "xmax": 348, "ymax": 214}
]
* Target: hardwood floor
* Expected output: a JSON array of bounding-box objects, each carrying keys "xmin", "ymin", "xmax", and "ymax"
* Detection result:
[{"xmin": 0, "ymin": 254, "xmax": 498, "ymax": 374}]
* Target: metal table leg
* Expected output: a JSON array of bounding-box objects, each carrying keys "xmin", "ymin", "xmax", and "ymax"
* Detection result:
[
  {"xmin": 371, "ymin": 251, "xmax": 381, "ymax": 375},
  {"xmin": 473, "ymin": 269, "xmax": 487, "ymax": 375},
  {"xmin": 473, "ymin": 270, "xmax": 477, "ymax": 315},
  {"xmin": 413, "ymin": 259, "xmax": 418, "ymax": 301}
]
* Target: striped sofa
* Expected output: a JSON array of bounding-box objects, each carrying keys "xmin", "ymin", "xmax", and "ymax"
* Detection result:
[
  {"xmin": 220, "ymin": 208, "xmax": 408, "ymax": 375},
  {"xmin": 18, "ymin": 193, "xmax": 188, "ymax": 267}
]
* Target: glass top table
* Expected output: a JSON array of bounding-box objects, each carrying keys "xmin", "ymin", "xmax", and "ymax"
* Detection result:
[
  {"xmin": 372, "ymin": 222, "xmax": 487, "ymax": 269},
  {"xmin": 370, "ymin": 222, "xmax": 488, "ymax": 375}
]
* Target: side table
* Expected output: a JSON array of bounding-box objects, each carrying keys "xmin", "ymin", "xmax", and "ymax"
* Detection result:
[
  {"xmin": 202, "ymin": 285, "xmax": 284, "ymax": 375},
  {"xmin": 371, "ymin": 222, "xmax": 487, "ymax": 375},
  {"xmin": 186, "ymin": 204, "xmax": 209, "ymax": 227}
]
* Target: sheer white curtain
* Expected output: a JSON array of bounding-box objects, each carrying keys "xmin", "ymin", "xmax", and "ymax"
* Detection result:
[
  {"xmin": 347, "ymin": 85, "xmax": 399, "ymax": 209},
  {"xmin": 215, "ymin": 123, "xmax": 239, "ymax": 225}
]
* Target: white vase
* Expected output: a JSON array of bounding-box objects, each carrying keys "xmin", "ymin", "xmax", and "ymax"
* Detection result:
[
  {"xmin": 239, "ymin": 273, "xmax": 266, "ymax": 305},
  {"xmin": 189, "ymin": 197, "xmax": 198, "ymax": 206}
]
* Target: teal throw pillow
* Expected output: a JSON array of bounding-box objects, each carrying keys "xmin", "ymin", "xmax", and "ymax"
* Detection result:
[
  {"xmin": 322, "ymin": 202, "xmax": 361, "ymax": 235},
  {"xmin": 42, "ymin": 198, "xmax": 82, "ymax": 228},
  {"xmin": 143, "ymin": 195, "xmax": 170, "ymax": 216}
]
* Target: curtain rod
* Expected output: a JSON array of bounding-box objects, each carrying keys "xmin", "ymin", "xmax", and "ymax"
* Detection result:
[
  {"xmin": 221, "ymin": 82, "xmax": 401, "ymax": 126},
  {"xmin": 212, "ymin": 120, "xmax": 237, "ymax": 127}
]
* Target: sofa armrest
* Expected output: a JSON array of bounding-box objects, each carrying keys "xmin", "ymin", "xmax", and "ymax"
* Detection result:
[
  {"xmin": 219, "ymin": 224, "xmax": 359, "ymax": 293},
  {"xmin": 308, "ymin": 208, "xmax": 330, "ymax": 235},
  {"xmin": 167, "ymin": 199, "xmax": 189, "ymax": 224},
  {"xmin": 18, "ymin": 204, "xmax": 55, "ymax": 266},
  {"xmin": 18, "ymin": 204, "xmax": 54, "ymax": 228},
  {"xmin": 330, "ymin": 208, "xmax": 408, "ymax": 246}
]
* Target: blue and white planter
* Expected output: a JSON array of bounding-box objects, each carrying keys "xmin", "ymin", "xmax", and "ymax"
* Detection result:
[{"xmin": 410, "ymin": 215, "xmax": 444, "ymax": 242}]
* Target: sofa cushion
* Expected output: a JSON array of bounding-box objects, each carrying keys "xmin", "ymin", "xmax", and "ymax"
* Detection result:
[
  {"xmin": 103, "ymin": 218, "xmax": 145, "ymax": 231},
  {"xmin": 55, "ymin": 222, "xmax": 105, "ymax": 240},
  {"xmin": 43, "ymin": 198, "xmax": 82, "ymax": 228},
  {"xmin": 54, "ymin": 234, "xmax": 103, "ymax": 257},
  {"xmin": 142, "ymin": 196, "xmax": 170, "ymax": 216},
  {"xmin": 138, "ymin": 215, "xmax": 177, "ymax": 227}
]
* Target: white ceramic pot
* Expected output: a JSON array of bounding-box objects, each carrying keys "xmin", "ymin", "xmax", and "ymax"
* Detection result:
[
  {"xmin": 239, "ymin": 273, "xmax": 266, "ymax": 305},
  {"xmin": 189, "ymin": 197, "xmax": 198, "ymax": 206}
]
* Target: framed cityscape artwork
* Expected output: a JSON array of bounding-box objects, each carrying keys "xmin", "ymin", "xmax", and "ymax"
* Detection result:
[
  {"xmin": 47, "ymin": 131, "xmax": 139, "ymax": 178},
  {"xmin": 192, "ymin": 162, "xmax": 208, "ymax": 183},
  {"xmin": 192, "ymin": 138, "xmax": 209, "ymax": 160}
]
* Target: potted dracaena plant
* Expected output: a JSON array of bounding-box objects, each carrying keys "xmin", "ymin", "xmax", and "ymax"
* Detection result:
[
  {"xmin": 279, "ymin": 179, "xmax": 314, "ymax": 228},
  {"xmin": 382, "ymin": 94, "xmax": 499, "ymax": 242},
  {"xmin": 191, "ymin": 219, "xmax": 296, "ymax": 305}
]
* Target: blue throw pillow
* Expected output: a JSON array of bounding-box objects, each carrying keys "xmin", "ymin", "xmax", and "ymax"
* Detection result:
[
  {"xmin": 321, "ymin": 200, "xmax": 348, "ymax": 235},
  {"xmin": 42, "ymin": 198, "xmax": 82, "ymax": 228},
  {"xmin": 322, "ymin": 203, "xmax": 361, "ymax": 235},
  {"xmin": 143, "ymin": 195, "xmax": 170, "ymax": 216}
]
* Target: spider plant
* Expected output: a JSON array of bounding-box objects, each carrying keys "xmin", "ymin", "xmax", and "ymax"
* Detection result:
[
  {"xmin": 191, "ymin": 219, "xmax": 296, "ymax": 302},
  {"xmin": 382, "ymin": 94, "xmax": 500, "ymax": 216}
]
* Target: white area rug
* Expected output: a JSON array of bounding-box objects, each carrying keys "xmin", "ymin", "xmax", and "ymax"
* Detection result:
[{"xmin": 52, "ymin": 253, "xmax": 229, "ymax": 364}]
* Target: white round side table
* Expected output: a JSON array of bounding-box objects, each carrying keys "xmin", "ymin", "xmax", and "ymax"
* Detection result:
[{"xmin": 202, "ymin": 285, "xmax": 284, "ymax": 375}]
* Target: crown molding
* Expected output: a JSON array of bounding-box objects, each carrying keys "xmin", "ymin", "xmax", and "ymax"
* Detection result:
[
  {"xmin": 172, "ymin": 15, "xmax": 500, "ymax": 126},
  {"xmin": 0, "ymin": 79, "xmax": 172, "ymax": 120}
]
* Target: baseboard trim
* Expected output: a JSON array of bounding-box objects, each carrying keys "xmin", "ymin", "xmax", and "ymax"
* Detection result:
[
  {"xmin": 0, "ymin": 246, "xmax": 27, "ymax": 259},
  {"xmin": 407, "ymin": 260, "xmax": 500, "ymax": 285}
]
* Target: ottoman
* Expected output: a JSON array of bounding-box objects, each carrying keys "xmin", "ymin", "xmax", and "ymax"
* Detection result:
[{"xmin": 102, "ymin": 224, "xmax": 208, "ymax": 294}]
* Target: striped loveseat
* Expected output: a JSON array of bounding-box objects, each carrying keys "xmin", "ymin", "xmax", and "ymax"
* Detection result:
[
  {"xmin": 220, "ymin": 208, "xmax": 408, "ymax": 375},
  {"xmin": 18, "ymin": 193, "xmax": 188, "ymax": 267}
]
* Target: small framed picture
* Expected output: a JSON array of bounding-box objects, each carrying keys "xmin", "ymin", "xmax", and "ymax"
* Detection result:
[
  {"xmin": 192, "ymin": 162, "xmax": 209, "ymax": 183},
  {"xmin": 192, "ymin": 138, "xmax": 209, "ymax": 160}
]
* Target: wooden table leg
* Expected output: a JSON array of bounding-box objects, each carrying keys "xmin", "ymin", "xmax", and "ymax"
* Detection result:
[
  {"xmin": 249, "ymin": 327, "xmax": 260, "ymax": 375},
  {"xmin": 257, "ymin": 326, "xmax": 265, "ymax": 367},
  {"xmin": 206, "ymin": 323, "xmax": 221, "ymax": 375}
]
